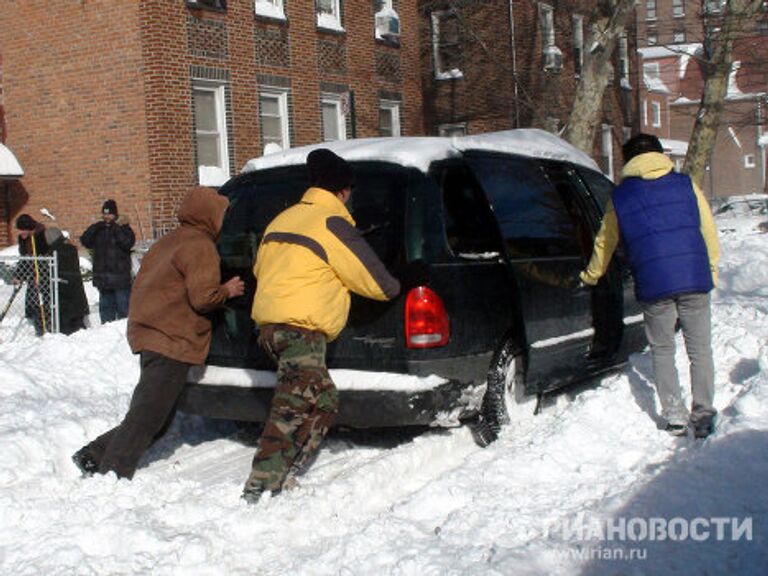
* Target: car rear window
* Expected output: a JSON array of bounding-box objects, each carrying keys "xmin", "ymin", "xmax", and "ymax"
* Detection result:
[{"xmin": 217, "ymin": 161, "xmax": 407, "ymax": 271}]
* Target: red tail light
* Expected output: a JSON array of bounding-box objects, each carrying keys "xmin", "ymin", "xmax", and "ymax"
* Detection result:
[{"xmin": 405, "ymin": 286, "xmax": 450, "ymax": 348}]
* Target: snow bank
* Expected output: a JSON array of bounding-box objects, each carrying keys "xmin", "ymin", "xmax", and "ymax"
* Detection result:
[{"xmin": 0, "ymin": 219, "xmax": 766, "ymax": 574}]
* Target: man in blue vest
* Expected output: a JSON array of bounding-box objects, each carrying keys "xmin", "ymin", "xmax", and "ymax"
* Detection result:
[{"xmin": 579, "ymin": 133, "xmax": 720, "ymax": 438}]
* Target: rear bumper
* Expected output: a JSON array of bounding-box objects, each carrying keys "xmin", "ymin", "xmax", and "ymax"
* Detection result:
[{"xmin": 180, "ymin": 366, "xmax": 486, "ymax": 428}]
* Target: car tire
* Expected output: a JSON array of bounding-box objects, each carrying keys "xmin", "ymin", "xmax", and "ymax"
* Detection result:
[{"xmin": 472, "ymin": 337, "xmax": 527, "ymax": 447}]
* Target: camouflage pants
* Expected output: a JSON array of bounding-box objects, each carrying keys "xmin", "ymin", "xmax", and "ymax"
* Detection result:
[{"xmin": 245, "ymin": 324, "xmax": 339, "ymax": 493}]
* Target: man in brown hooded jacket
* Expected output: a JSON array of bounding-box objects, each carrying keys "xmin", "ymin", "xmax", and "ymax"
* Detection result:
[{"xmin": 72, "ymin": 186, "xmax": 244, "ymax": 479}]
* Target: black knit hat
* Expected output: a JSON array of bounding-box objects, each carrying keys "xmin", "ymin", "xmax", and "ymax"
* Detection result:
[
  {"xmin": 102, "ymin": 199, "xmax": 118, "ymax": 216},
  {"xmin": 307, "ymin": 148, "xmax": 354, "ymax": 193},
  {"xmin": 622, "ymin": 133, "xmax": 664, "ymax": 162},
  {"xmin": 15, "ymin": 213, "xmax": 37, "ymax": 231}
]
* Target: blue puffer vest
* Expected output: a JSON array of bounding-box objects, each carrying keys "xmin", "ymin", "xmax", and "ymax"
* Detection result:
[{"xmin": 612, "ymin": 171, "xmax": 713, "ymax": 303}]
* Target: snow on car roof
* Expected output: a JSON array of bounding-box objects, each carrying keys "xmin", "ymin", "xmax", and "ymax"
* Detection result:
[{"xmin": 241, "ymin": 129, "xmax": 600, "ymax": 175}]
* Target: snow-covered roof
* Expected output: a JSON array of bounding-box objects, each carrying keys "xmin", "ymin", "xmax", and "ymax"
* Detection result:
[
  {"xmin": 241, "ymin": 129, "xmax": 600, "ymax": 175},
  {"xmin": 644, "ymin": 74, "xmax": 670, "ymax": 94},
  {"xmin": 0, "ymin": 143, "xmax": 24, "ymax": 179},
  {"xmin": 637, "ymin": 43, "xmax": 702, "ymax": 59}
]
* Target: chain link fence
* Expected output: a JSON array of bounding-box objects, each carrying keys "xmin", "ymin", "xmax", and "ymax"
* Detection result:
[{"xmin": 0, "ymin": 255, "xmax": 59, "ymax": 342}]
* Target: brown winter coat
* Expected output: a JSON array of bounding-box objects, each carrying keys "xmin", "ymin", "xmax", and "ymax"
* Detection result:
[{"xmin": 127, "ymin": 187, "xmax": 230, "ymax": 364}]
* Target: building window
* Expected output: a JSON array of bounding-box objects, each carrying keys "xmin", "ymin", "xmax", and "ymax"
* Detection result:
[
  {"xmin": 540, "ymin": 4, "xmax": 562, "ymax": 71},
  {"xmin": 642, "ymin": 100, "xmax": 648, "ymax": 127},
  {"xmin": 187, "ymin": 0, "xmax": 226, "ymax": 10},
  {"xmin": 705, "ymin": 0, "xmax": 723, "ymax": 14},
  {"xmin": 647, "ymin": 33, "xmax": 658, "ymax": 45},
  {"xmin": 317, "ymin": 0, "xmax": 343, "ymax": 31},
  {"xmin": 601, "ymin": 125, "xmax": 614, "ymax": 181},
  {"xmin": 254, "ymin": 0, "xmax": 285, "ymax": 20},
  {"xmin": 431, "ymin": 10, "xmax": 464, "ymax": 80},
  {"xmin": 672, "ymin": 0, "xmax": 684, "ymax": 17},
  {"xmin": 374, "ymin": 0, "xmax": 400, "ymax": 42},
  {"xmin": 618, "ymin": 34, "xmax": 630, "ymax": 87},
  {"xmin": 379, "ymin": 100, "xmax": 401, "ymax": 137},
  {"xmin": 438, "ymin": 123, "xmax": 466, "ymax": 137},
  {"xmin": 646, "ymin": 0, "xmax": 657, "ymax": 20},
  {"xmin": 673, "ymin": 31, "xmax": 686, "ymax": 43},
  {"xmin": 744, "ymin": 154, "xmax": 756, "ymax": 168},
  {"xmin": 193, "ymin": 82, "xmax": 230, "ymax": 187},
  {"xmin": 259, "ymin": 89, "xmax": 290, "ymax": 153},
  {"xmin": 321, "ymin": 94, "xmax": 347, "ymax": 141},
  {"xmin": 651, "ymin": 101, "xmax": 661, "ymax": 127},
  {"xmin": 573, "ymin": 15, "xmax": 584, "ymax": 76}
]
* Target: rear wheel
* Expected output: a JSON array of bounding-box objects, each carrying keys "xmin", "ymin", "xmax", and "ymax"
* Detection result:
[{"xmin": 473, "ymin": 338, "xmax": 527, "ymax": 446}]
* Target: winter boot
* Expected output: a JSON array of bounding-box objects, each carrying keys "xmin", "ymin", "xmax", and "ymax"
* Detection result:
[
  {"xmin": 241, "ymin": 480, "xmax": 266, "ymax": 505},
  {"xmin": 693, "ymin": 414, "xmax": 716, "ymax": 439},
  {"xmin": 72, "ymin": 447, "xmax": 99, "ymax": 477},
  {"xmin": 664, "ymin": 423, "xmax": 688, "ymax": 437}
]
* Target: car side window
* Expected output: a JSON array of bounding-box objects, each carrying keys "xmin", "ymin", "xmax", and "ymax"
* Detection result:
[
  {"xmin": 466, "ymin": 153, "xmax": 584, "ymax": 260},
  {"xmin": 575, "ymin": 167, "xmax": 613, "ymax": 213}
]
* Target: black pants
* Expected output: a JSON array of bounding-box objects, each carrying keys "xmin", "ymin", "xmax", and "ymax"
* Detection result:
[{"xmin": 84, "ymin": 351, "xmax": 190, "ymax": 479}]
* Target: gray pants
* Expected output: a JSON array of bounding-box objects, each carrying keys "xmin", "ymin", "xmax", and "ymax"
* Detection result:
[{"xmin": 641, "ymin": 292, "xmax": 716, "ymax": 426}]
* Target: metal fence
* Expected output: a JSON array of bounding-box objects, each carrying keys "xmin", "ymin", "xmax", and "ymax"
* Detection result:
[{"xmin": 0, "ymin": 255, "xmax": 59, "ymax": 342}]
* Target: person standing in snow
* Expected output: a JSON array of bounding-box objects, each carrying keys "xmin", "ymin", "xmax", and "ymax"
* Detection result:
[
  {"xmin": 44, "ymin": 227, "xmax": 89, "ymax": 335},
  {"xmin": 80, "ymin": 199, "xmax": 135, "ymax": 324},
  {"xmin": 72, "ymin": 187, "xmax": 245, "ymax": 479},
  {"xmin": 13, "ymin": 214, "xmax": 51, "ymax": 336},
  {"xmin": 579, "ymin": 134, "xmax": 720, "ymax": 439},
  {"xmin": 241, "ymin": 148, "xmax": 401, "ymax": 503}
]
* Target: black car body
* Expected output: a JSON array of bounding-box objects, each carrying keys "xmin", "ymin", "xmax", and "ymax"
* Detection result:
[{"xmin": 179, "ymin": 130, "xmax": 645, "ymax": 430}]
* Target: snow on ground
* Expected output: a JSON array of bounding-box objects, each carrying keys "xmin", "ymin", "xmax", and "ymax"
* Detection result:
[{"xmin": 1, "ymin": 220, "xmax": 767, "ymax": 575}]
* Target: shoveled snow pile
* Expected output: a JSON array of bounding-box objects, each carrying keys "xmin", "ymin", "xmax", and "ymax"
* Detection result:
[{"xmin": 0, "ymin": 220, "xmax": 766, "ymax": 575}]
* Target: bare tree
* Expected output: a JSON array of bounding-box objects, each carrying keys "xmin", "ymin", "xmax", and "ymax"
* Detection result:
[
  {"xmin": 684, "ymin": 0, "xmax": 764, "ymax": 186},
  {"xmin": 563, "ymin": 0, "xmax": 636, "ymax": 153}
]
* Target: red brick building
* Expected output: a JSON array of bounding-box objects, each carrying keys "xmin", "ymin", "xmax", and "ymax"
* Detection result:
[
  {"xmin": 0, "ymin": 0, "xmax": 423, "ymax": 246},
  {"xmin": 636, "ymin": 0, "xmax": 768, "ymax": 199},
  {"xmin": 419, "ymin": 0, "xmax": 639, "ymax": 181}
]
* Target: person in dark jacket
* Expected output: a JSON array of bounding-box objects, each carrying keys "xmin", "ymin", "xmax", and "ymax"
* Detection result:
[
  {"xmin": 242, "ymin": 149, "xmax": 401, "ymax": 503},
  {"xmin": 80, "ymin": 199, "xmax": 136, "ymax": 324},
  {"xmin": 72, "ymin": 187, "xmax": 245, "ymax": 479},
  {"xmin": 579, "ymin": 134, "xmax": 720, "ymax": 439},
  {"xmin": 44, "ymin": 227, "xmax": 89, "ymax": 335},
  {"xmin": 13, "ymin": 214, "xmax": 51, "ymax": 336}
]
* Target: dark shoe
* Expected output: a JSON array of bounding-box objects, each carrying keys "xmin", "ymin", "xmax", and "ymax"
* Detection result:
[
  {"xmin": 241, "ymin": 481, "xmax": 266, "ymax": 505},
  {"xmin": 72, "ymin": 447, "xmax": 99, "ymax": 477},
  {"xmin": 664, "ymin": 423, "xmax": 688, "ymax": 437},
  {"xmin": 693, "ymin": 415, "xmax": 715, "ymax": 439}
]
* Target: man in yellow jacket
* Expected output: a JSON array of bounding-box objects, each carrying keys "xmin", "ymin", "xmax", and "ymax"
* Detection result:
[
  {"xmin": 243, "ymin": 148, "xmax": 401, "ymax": 503},
  {"xmin": 580, "ymin": 134, "xmax": 720, "ymax": 439}
]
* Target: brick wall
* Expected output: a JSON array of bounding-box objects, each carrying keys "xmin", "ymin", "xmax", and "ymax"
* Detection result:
[
  {"xmin": 0, "ymin": 0, "xmax": 425, "ymax": 246},
  {"xmin": 0, "ymin": 1, "xmax": 151, "ymax": 246}
]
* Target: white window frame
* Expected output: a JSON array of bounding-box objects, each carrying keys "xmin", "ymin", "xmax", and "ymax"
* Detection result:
[
  {"xmin": 647, "ymin": 33, "xmax": 658, "ymax": 46},
  {"xmin": 673, "ymin": 31, "xmax": 686, "ymax": 43},
  {"xmin": 618, "ymin": 34, "xmax": 630, "ymax": 84},
  {"xmin": 321, "ymin": 94, "xmax": 347, "ymax": 142},
  {"xmin": 431, "ymin": 10, "xmax": 464, "ymax": 80},
  {"xmin": 317, "ymin": 0, "xmax": 343, "ymax": 31},
  {"xmin": 573, "ymin": 15, "xmax": 584, "ymax": 76},
  {"xmin": 540, "ymin": 4, "xmax": 555, "ymax": 49},
  {"xmin": 646, "ymin": 0, "xmax": 657, "ymax": 20},
  {"xmin": 254, "ymin": 0, "xmax": 285, "ymax": 20},
  {"xmin": 602, "ymin": 124, "xmax": 614, "ymax": 181},
  {"xmin": 651, "ymin": 101, "xmax": 662, "ymax": 128},
  {"xmin": 259, "ymin": 88, "xmax": 290, "ymax": 153},
  {"xmin": 438, "ymin": 123, "xmax": 466, "ymax": 137},
  {"xmin": 192, "ymin": 82, "xmax": 230, "ymax": 187},
  {"xmin": 672, "ymin": 0, "xmax": 685, "ymax": 17},
  {"xmin": 379, "ymin": 100, "xmax": 401, "ymax": 137},
  {"xmin": 744, "ymin": 154, "xmax": 756, "ymax": 168}
]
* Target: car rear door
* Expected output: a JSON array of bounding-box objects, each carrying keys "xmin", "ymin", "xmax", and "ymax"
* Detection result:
[{"xmin": 464, "ymin": 152, "xmax": 595, "ymax": 392}]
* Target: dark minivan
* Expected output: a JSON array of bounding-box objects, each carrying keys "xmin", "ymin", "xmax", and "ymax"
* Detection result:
[{"xmin": 179, "ymin": 130, "xmax": 645, "ymax": 439}]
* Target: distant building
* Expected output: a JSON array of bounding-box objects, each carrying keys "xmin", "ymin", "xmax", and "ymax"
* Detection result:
[
  {"xmin": 0, "ymin": 1, "xmax": 424, "ymax": 246},
  {"xmin": 636, "ymin": 0, "xmax": 768, "ymax": 200},
  {"xmin": 418, "ymin": 0, "xmax": 639, "ymax": 181}
]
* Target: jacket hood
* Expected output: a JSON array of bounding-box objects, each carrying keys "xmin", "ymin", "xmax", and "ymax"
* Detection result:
[
  {"xmin": 177, "ymin": 187, "xmax": 230, "ymax": 239},
  {"xmin": 621, "ymin": 152, "xmax": 674, "ymax": 181}
]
